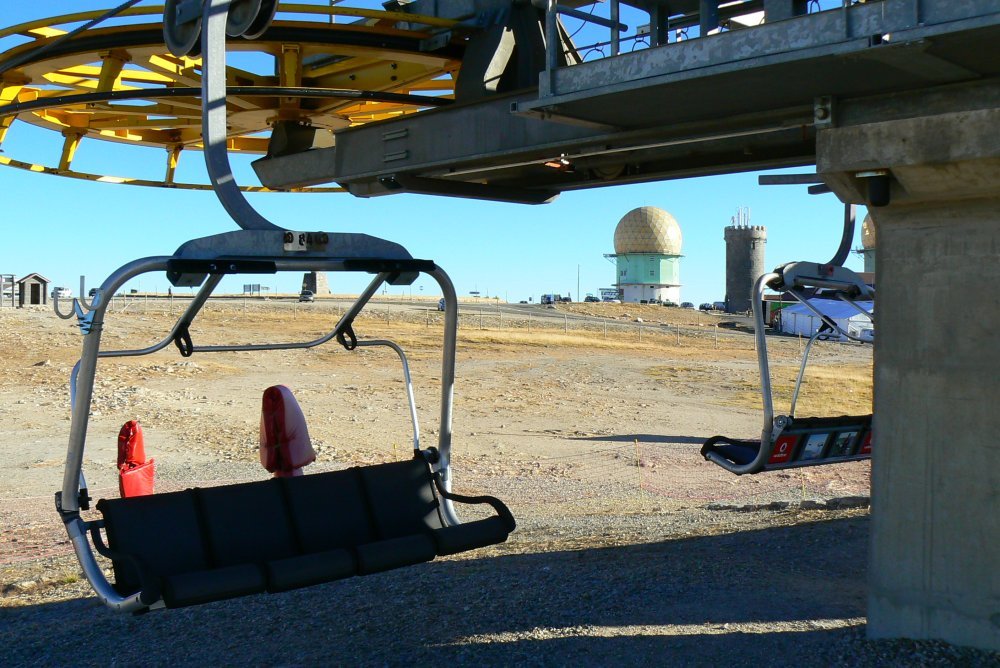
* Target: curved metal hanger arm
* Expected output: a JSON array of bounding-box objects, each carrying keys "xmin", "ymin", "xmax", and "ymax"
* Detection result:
[{"xmin": 201, "ymin": 0, "xmax": 282, "ymax": 231}]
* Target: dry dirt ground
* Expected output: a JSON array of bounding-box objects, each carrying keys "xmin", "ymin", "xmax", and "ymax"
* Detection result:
[{"xmin": 0, "ymin": 301, "xmax": 993, "ymax": 666}]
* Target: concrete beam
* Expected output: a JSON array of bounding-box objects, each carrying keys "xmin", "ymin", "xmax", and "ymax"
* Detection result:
[{"xmin": 818, "ymin": 87, "xmax": 1000, "ymax": 652}]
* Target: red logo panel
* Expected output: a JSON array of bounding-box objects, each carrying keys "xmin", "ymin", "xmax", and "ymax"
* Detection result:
[
  {"xmin": 858, "ymin": 430, "xmax": 873, "ymax": 455},
  {"xmin": 769, "ymin": 435, "xmax": 798, "ymax": 464}
]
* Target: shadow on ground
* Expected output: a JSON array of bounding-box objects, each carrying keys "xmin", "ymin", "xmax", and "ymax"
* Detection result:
[{"xmin": 0, "ymin": 516, "xmax": 877, "ymax": 666}]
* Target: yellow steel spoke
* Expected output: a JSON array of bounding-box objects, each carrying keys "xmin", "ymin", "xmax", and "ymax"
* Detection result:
[
  {"xmin": 58, "ymin": 130, "xmax": 84, "ymax": 170},
  {"xmin": 54, "ymin": 64, "xmax": 175, "ymax": 86}
]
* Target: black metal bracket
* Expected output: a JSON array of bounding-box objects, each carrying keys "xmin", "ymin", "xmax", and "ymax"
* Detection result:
[
  {"xmin": 173, "ymin": 323, "xmax": 194, "ymax": 357},
  {"xmin": 336, "ymin": 323, "xmax": 358, "ymax": 350}
]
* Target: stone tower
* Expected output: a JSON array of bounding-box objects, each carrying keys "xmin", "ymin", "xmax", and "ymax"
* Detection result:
[{"xmin": 724, "ymin": 207, "xmax": 766, "ymax": 313}]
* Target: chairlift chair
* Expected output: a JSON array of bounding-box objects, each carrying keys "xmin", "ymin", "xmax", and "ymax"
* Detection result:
[
  {"xmin": 55, "ymin": 231, "xmax": 515, "ymax": 613},
  {"xmin": 701, "ymin": 260, "xmax": 875, "ymax": 475},
  {"xmin": 52, "ymin": 0, "xmax": 513, "ymax": 614}
]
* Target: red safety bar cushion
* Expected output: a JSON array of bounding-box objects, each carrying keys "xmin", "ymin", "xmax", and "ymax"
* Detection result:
[
  {"xmin": 260, "ymin": 385, "xmax": 316, "ymax": 477},
  {"xmin": 118, "ymin": 420, "xmax": 155, "ymax": 497},
  {"xmin": 117, "ymin": 420, "xmax": 145, "ymax": 469}
]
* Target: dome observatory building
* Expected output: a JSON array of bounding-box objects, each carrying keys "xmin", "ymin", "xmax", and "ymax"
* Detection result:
[{"xmin": 610, "ymin": 207, "xmax": 683, "ymax": 304}]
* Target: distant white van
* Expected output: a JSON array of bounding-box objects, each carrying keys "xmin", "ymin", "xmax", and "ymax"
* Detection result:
[{"xmin": 51, "ymin": 287, "xmax": 72, "ymax": 300}]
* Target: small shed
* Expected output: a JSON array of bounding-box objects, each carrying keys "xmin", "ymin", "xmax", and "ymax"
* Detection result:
[
  {"xmin": 17, "ymin": 273, "xmax": 50, "ymax": 307},
  {"xmin": 778, "ymin": 298, "xmax": 874, "ymax": 342}
]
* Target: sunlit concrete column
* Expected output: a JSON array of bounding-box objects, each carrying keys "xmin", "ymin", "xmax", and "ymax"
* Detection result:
[{"xmin": 819, "ymin": 97, "xmax": 1000, "ymax": 651}]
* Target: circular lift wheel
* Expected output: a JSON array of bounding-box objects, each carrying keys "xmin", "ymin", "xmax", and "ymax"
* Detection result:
[{"xmin": 0, "ymin": 3, "xmax": 463, "ymax": 192}]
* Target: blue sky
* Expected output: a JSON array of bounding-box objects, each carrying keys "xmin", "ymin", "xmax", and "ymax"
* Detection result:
[{"xmin": 0, "ymin": 1, "xmax": 863, "ymax": 305}]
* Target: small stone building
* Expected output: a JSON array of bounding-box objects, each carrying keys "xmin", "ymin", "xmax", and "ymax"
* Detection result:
[
  {"xmin": 17, "ymin": 273, "xmax": 50, "ymax": 307},
  {"xmin": 301, "ymin": 271, "xmax": 330, "ymax": 295}
]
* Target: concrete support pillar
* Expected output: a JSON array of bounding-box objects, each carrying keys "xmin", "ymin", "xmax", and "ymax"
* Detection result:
[{"xmin": 819, "ymin": 97, "xmax": 1000, "ymax": 651}]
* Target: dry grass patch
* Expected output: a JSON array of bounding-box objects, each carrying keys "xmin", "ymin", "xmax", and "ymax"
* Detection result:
[{"xmin": 730, "ymin": 363, "xmax": 873, "ymax": 416}]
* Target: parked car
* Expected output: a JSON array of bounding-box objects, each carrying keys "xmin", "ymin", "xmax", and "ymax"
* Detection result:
[
  {"xmin": 584, "ymin": 295, "xmax": 600, "ymax": 303},
  {"xmin": 298, "ymin": 290, "xmax": 315, "ymax": 302},
  {"xmin": 681, "ymin": 302, "xmax": 695, "ymax": 309}
]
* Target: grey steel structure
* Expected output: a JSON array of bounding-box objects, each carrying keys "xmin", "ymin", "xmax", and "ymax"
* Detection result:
[
  {"xmin": 724, "ymin": 217, "xmax": 767, "ymax": 314},
  {"xmin": 253, "ymin": 1, "xmax": 1000, "ymax": 205}
]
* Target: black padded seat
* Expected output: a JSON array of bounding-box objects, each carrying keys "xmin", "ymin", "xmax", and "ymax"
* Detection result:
[
  {"xmin": 283, "ymin": 468, "xmax": 374, "ymax": 552},
  {"xmin": 196, "ymin": 478, "xmax": 297, "ymax": 567},
  {"xmin": 97, "ymin": 490, "xmax": 208, "ymax": 596},
  {"xmin": 356, "ymin": 534, "xmax": 437, "ymax": 575},
  {"xmin": 433, "ymin": 516, "xmax": 510, "ymax": 556},
  {"xmin": 266, "ymin": 548, "xmax": 356, "ymax": 593},
  {"xmin": 162, "ymin": 564, "xmax": 265, "ymax": 608},
  {"xmin": 95, "ymin": 456, "xmax": 515, "ymax": 609},
  {"xmin": 360, "ymin": 459, "xmax": 444, "ymax": 539}
]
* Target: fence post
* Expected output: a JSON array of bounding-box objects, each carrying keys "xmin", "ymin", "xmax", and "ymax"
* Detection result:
[
  {"xmin": 638, "ymin": 321, "xmax": 642, "ymax": 342},
  {"xmin": 676, "ymin": 323, "xmax": 680, "ymax": 346},
  {"xmin": 564, "ymin": 314, "xmax": 568, "ymax": 333},
  {"xmin": 499, "ymin": 309, "xmax": 503, "ymax": 331},
  {"xmin": 635, "ymin": 438, "xmax": 642, "ymax": 492},
  {"xmin": 426, "ymin": 308, "xmax": 430, "ymax": 328},
  {"xmin": 715, "ymin": 324, "xmax": 719, "ymax": 349},
  {"xmin": 527, "ymin": 311, "xmax": 531, "ymax": 332}
]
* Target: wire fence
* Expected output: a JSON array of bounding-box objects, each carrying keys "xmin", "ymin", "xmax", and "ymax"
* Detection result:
[{"xmin": 84, "ymin": 296, "xmax": 764, "ymax": 354}]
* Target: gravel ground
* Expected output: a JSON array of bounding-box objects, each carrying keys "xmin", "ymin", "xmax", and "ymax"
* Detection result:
[
  {"xmin": 2, "ymin": 507, "xmax": 997, "ymax": 666},
  {"xmin": 1, "ymin": 305, "xmax": 996, "ymax": 666}
]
